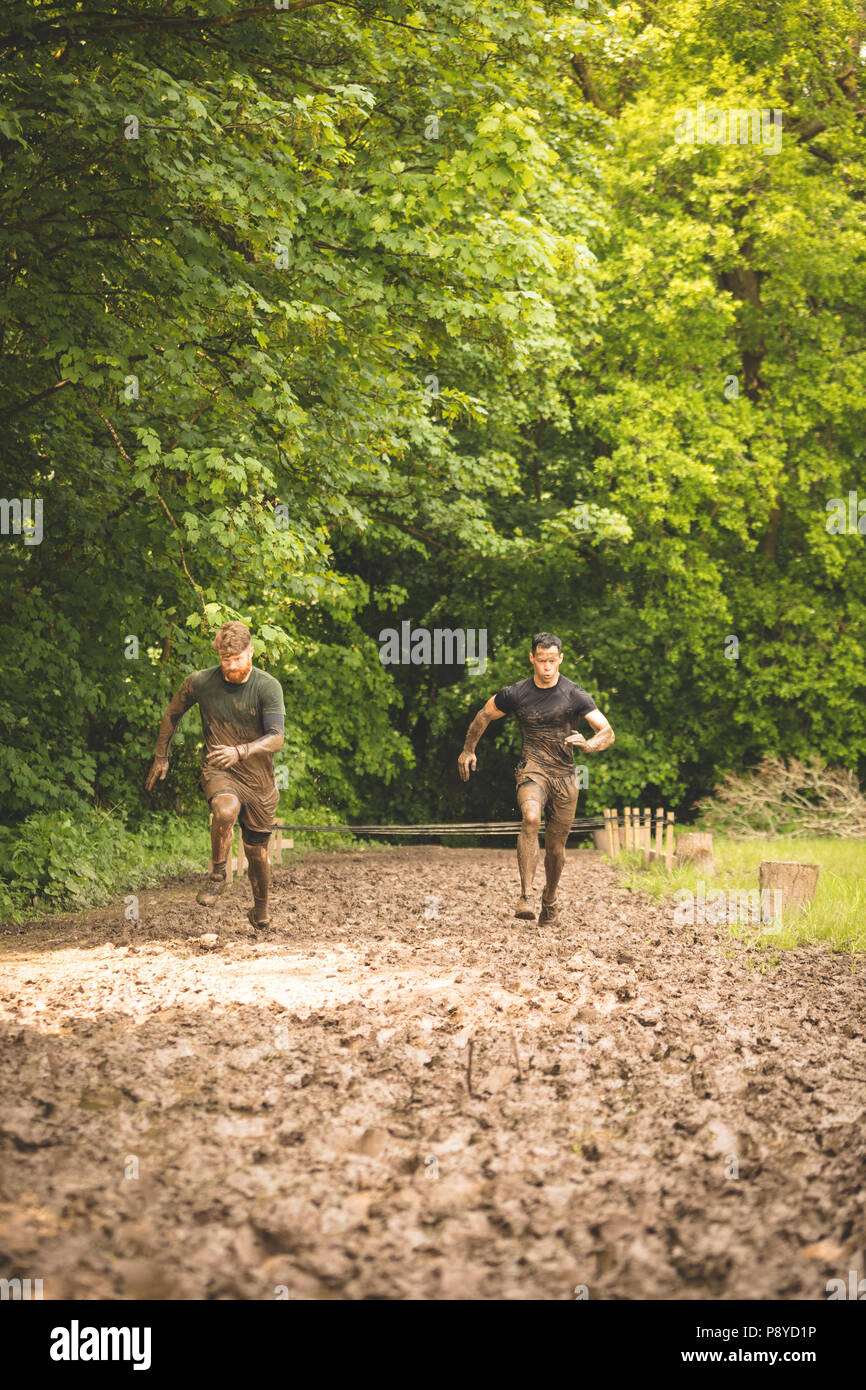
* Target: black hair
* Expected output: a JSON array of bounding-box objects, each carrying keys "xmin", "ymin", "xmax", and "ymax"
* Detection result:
[{"xmin": 531, "ymin": 632, "xmax": 562, "ymax": 654}]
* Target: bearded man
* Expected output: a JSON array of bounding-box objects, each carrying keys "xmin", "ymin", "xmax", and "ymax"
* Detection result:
[{"xmin": 145, "ymin": 621, "xmax": 285, "ymax": 929}]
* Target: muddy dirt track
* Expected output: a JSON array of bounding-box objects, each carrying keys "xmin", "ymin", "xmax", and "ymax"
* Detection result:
[{"xmin": 1, "ymin": 846, "xmax": 864, "ymax": 1301}]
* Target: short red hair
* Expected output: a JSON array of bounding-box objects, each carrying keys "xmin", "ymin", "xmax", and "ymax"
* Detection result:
[{"xmin": 213, "ymin": 621, "xmax": 251, "ymax": 657}]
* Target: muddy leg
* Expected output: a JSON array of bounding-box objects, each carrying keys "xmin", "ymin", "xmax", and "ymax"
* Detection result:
[
  {"xmin": 543, "ymin": 828, "xmax": 568, "ymax": 903},
  {"xmin": 244, "ymin": 839, "xmax": 272, "ymax": 924},
  {"xmin": 516, "ymin": 787, "xmax": 543, "ymax": 898},
  {"xmin": 210, "ymin": 792, "xmax": 240, "ymax": 872},
  {"xmin": 542, "ymin": 780, "xmax": 578, "ymax": 910}
]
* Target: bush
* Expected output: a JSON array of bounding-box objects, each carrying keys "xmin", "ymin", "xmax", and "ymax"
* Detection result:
[
  {"xmin": 0, "ymin": 807, "xmax": 206, "ymax": 925},
  {"xmin": 694, "ymin": 757, "xmax": 866, "ymax": 840},
  {"xmin": 0, "ymin": 802, "xmax": 385, "ymax": 926}
]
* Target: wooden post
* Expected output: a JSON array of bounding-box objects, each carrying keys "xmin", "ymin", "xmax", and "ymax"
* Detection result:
[
  {"xmin": 759, "ymin": 861, "xmax": 819, "ymax": 918},
  {"xmin": 610, "ymin": 807, "xmax": 621, "ymax": 857},
  {"xmin": 625, "ymin": 806, "xmax": 633, "ymax": 851},
  {"xmin": 273, "ymin": 827, "xmax": 283, "ymax": 867},
  {"xmin": 643, "ymin": 805, "xmax": 651, "ymax": 867},
  {"xmin": 665, "ymin": 811, "xmax": 674, "ymax": 872},
  {"xmin": 676, "ymin": 832, "xmax": 715, "ymax": 876},
  {"xmin": 236, "ymin": 832, "xmax": 246, "ymax": 878},
  {"xmin": 655, "ymin": 808, "xmax": 664, "ymax": 863}
]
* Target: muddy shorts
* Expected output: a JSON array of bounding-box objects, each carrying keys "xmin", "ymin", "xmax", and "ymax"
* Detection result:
[
  {"xmin": 200, "ymin": 769, "xmax": 279, "ymax": 841},
  {"xmin": 516, "ymin": 763, "xmax": 580, "ymax": 839}
]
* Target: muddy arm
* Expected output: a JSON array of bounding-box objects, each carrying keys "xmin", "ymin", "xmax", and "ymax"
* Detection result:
[
  {"xmin": 238, "ymin": 714, "xmax": 285, "ymax": 760},
  {"xmin": 153, "ymin": 676, "xmax": 198, "ymax": 758},
  {"xmin": 458, "ymin": 695, "xmax": 506, "ymax": 780},
  {"xmin": 146, "ymin": 676, "xmax": 198, "ymax": 790},
  {"xmin": 209, "ymin": 714, "xmax": 285, "ymax": 769},
  {"xmin": 565, "ymin": 708, "xmax": 615, "ymax": 753}
]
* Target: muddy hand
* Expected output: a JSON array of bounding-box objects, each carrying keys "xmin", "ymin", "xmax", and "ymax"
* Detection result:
[
  {"xmin": 457, "ymin": 751, "xmax": 477, "ymax": 782},
  {"xmin": 145, "ymin": 756, "xmax": 169, "ymax": 792},
  {"xmin": 209, "ymin": 744, "xmax": 241, "ymax": 769},
  {"xmin": 564, "ymin": 731, "xmax": 589, "ymax": 749}
]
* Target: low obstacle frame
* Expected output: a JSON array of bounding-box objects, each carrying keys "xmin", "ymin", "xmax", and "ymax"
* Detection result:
[{"xmin": 210, "ymin": 810, "xmax": 675, "ymax": 877}]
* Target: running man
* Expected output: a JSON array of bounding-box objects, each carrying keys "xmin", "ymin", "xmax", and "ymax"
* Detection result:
[
  {"xmin": 145, "ymin": 621, "xmax": 285, "ymax": 929},
  {"xmin": 457, "ymin": 632, "xmax": 614, "ymax": 925}
]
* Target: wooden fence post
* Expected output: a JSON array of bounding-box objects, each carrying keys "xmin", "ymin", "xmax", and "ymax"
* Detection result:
[
  {"xmin": 611, "ymin": 807, "xmax": 621, "ymax": 857},
  {"xmin": 643, "ymin": 805, "xmax": 651, "ymax": 867},
  {"xmin": 665, "ymin": 811, "xmax": 675, "ymax": 872}
]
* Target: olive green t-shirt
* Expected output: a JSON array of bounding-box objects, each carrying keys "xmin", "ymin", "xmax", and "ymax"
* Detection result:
[{"xmin": 188, "ymin": 665, "xmax": 285, "ymax": 797}]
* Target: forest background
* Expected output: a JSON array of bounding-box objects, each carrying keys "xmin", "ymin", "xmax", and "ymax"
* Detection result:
[{"xmin": 1, "ymin": 0, "xmax": 864, "ymax": 902}]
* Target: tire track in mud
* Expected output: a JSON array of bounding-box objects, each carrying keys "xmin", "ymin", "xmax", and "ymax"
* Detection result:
[{"xmin": 1, "ymin": 847, "xmax": 864, "ymax": 1300}]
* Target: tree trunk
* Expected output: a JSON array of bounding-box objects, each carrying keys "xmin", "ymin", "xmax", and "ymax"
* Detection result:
[
  {"xmin": 758, "ymin": 860, "xmax": 820, "ymax": 912},
  {"xmin": 675, "ymin": 832, "xmax": 715, "ymax": 874}
]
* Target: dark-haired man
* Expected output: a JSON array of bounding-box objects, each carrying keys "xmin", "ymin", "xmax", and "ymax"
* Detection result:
[
  {"xmin": 145, "ymin": 621, "xmax": 285, "ymax": 929},
  {"xmin": 458, "ymin": 632, "xmax": 614, "ymax": 925}
]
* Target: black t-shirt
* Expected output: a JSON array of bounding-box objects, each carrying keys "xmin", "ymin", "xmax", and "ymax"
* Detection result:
[{"xmin": 493, "ymin": 675, "xmax": 598, "ymax": 775}]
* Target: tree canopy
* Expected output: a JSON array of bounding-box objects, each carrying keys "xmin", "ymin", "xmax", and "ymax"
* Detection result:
[{"xmin": 1, "ymin": 0, "xmax": 864, "ymax": 828}]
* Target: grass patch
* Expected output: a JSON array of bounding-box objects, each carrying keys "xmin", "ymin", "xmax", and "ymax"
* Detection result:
[{"xmin": 616, "ymin": 835, "xmax": 866, "ymax": 955}]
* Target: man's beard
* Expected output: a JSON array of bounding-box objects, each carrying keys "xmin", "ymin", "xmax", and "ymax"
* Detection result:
[{"xmin": 224, "ymin": 658, "xmax": 252, "ymax": 682}]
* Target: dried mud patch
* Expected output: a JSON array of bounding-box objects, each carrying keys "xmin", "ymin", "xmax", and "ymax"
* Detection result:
[{"xmin": 1, "ymin": 847, "xmax": 864, "ymax": 1300}]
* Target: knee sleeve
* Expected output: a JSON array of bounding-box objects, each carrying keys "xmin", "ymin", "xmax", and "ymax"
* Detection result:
[{"xmin": 241, "ymin": 826, "xmax": 272, "ymax": 849}]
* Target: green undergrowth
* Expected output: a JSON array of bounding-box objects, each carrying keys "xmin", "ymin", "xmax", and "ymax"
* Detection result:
[
  {"xmin": 0, "ymin": 806, "xmax": 383, "ymax": 926},
  {"xmin": 616, "ymin": 835, "xmax": 866, "ymax": 955}
]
